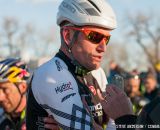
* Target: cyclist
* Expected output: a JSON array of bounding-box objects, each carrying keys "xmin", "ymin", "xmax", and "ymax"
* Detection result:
[
  {"xmin": 0, "ymin": 58, "xmax": 59, "ymax": 130},
  {"xmin": 26, "ymin": 0, "xmax": 134, "ymax": 129},
  {"xmin": 0, "ymin": 58, "xmax": 30, "ymax": 130}
]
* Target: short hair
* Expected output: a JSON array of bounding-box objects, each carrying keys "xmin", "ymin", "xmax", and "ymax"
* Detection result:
[{"xmin": 145, "ymin": 71, "xmax": 157, "ymax": 80}]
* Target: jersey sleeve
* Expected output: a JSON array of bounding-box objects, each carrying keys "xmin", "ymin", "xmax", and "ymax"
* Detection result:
[{"xmin": 31, "ymin": 58, "xmax": 93, "ymax": 130}]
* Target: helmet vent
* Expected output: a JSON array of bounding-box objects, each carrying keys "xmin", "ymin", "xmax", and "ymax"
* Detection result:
[
  {"xmin": 87, "ymin": 0, "xmax": 101, "ymax": 13},
  {"xmin": 85, "ymin": 8, "xmax": 100, "ymax": 16},
  {"xmin": 78, "ymin": 1, "xmax": 100, "ymax": 16},
  {"xmin": 72, "ymin": 2, "xmax": 85, "ymax": 14}
]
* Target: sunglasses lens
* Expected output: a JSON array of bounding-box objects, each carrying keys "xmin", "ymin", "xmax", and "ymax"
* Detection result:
[
  {"xmin": 88, "ymin": 32, "xmax": 103, "ymax": 43},
  {"xmin": 87, "ymin": 31, "xmax": 110, "ymax": 45},
  {"xmin": 105, "ymin": 36, "xmax": 110, "ymax": 45}
]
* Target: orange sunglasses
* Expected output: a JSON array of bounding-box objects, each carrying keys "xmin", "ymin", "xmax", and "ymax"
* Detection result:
[{"xmin": 62, "ymin": 26, "xmax": 111, "ymax": 45}]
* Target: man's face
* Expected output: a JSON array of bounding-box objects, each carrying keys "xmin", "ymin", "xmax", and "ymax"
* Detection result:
[
  {"xmin": 0, "ymin": 82, "xmax": 21, "ymax": 113},
  {"xmin": 71, "ymin": 26, "xmax": 111, "ymax": 70},
  {"xmin": 128, "ymin": 78, "xmax": 140, "ymax": 94},
  {"xmin": 144, "ymin": 78, "xmax": 157, "ymax": 93}
]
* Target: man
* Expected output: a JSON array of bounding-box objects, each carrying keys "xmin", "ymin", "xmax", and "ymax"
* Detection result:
[
  {"xmin": 136, "ymin": 95, "xmax": 160, "ymax": 130},
  {"xmin": 0, "ymin": 58, "xmax": 59, "ymax": 130},
  {"xmin": 107, "ymin": 60, "xmax": 126, "ymax": 83},
  {"xmin": 143, "ymin": 71, "xmax": 160, "ymax": 101},
  {"xmin": 26, "ymin": 0, "xmax": 134, "ymax": 130},
  {"xmin": 124, "ymin": 71, "xmax": 149, "ymax": 115},
  {"xmin": 0, "ymin": 58, "xmax": 30, "ymax": 130}
]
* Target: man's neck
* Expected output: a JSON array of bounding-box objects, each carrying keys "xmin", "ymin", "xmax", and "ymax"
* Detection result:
[
  {"xmin": 56, "ymin": 49, "xmax": 90, "ymax": 76},
  {"xmin": 60, "ymin": 47, "xmax": 70, "ymax": 58}
]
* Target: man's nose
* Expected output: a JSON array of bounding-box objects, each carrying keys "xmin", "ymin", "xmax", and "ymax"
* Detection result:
[{"xmin": 96, "ymin": 39, "xmax": 107, "ymax": 52}]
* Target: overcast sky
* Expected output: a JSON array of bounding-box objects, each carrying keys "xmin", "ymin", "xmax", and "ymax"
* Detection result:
[
  {"xmin": 0, "ymin": 0, "xmax": 160, "ymax": 45},
  {"xmin": 0, "ymin": 0, "xmax": 159, "ymax": 29},
  {"xmin": 0, "ymin": 0, "xmax": 159, "ymax": 70}
]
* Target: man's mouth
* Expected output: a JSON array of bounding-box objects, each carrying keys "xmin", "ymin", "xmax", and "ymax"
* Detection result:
[{"xmin": 92, "ymin": 56, "xmax": 102, "ymax": 62}]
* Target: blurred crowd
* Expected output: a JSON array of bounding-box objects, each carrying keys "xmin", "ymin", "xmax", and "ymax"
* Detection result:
[
  {"xmin": 107, "ymin": 61, "xmax": 160, "ymax": 115},
  {"xmin": 0, "ymin": 58, "xmax": 160, "ymax": 129}
]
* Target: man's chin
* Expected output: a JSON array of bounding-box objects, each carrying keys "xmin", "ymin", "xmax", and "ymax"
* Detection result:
[
  {"xmin": 87, "ymin": 64, "xmax": 100, "ymax": 71},
  {"xmin": 4, "ymin": 109, "xmax": 11, "ymax": 113},
  {"xmin": 3, "ymin": 107, "xmax": 13, "ymax": 113}
]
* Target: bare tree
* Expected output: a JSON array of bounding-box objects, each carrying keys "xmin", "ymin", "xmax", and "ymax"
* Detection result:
[
  {"xmin": 1, "ymin": 17, "xmax": 19, "ymax": 56},
  {"xmin": 127, "ymin": 13, "xmax": 160, "ymax": 70},
  {"xmin": 102, "ymin": 42, "xmax": 130, "ymax": 72},
  {"xmin": 34, "ymin": 31, "xmax": 55, "ymax": 57},
  {"xmin": 0, "ymin": 17, "xmax": 56, "ymax": 61}
]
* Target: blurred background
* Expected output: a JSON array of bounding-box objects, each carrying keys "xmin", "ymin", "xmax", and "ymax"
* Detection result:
[
  {"xmin": 0, "ymin": 0, "xmax": 160, "ymax": 116},
  {"xmin": 0, "ymin": 0, "xmax": 160, "ymax": 72}
]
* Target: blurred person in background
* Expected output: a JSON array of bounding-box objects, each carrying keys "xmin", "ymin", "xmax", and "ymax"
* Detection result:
[
  {"xmin": 144, "ymin": 70, "xmax": 160, "ymax": 101},
  {"xmin": 136, "ymin": 95, "xmax": 160, "ymax": 129},
  {"xmin": 0, "ymin": 58, "xmax": 30, "ymax": 130},
  {"xmin": 0, "ymin": 58, "xmax": 59, "ymax": 130},
  {"xmin": 124, "ymin": 70, "xmax": 148, "ymax": 115},
  {"xmin": 127, "ymin": 70, "xmax": 141, "ymax": 98},
  {"xmin": 107, "ymin": 60, "xmax": 126, "ymax": 83}
]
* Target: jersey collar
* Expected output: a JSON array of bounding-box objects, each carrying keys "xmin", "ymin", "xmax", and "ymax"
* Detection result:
[{"xmin": 55, "ymin": 50, "xmax": 90, "ymax": 76}]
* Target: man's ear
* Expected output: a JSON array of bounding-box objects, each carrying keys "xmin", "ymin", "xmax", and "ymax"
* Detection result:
[
  {"xmin": 62, "ymin": 28, "xmax": 72, "ymax": 46},
  {"xmin": 18, "ymin": 82, "xmax": 27, "ymax": 94}
]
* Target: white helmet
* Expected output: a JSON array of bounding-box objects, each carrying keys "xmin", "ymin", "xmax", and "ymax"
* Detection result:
[{"xmin": 57, "ymin": 0, "xmax": 117, "ymax": 30}]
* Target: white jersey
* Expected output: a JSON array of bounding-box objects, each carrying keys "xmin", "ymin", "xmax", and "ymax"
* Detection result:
[{"xmin": 27, "ymin": 55, "xmax": 116, "ymax": 130}]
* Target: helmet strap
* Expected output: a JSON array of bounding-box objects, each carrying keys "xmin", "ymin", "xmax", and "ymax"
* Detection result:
[
  {"xmin": 68, "ymin": 31, "xmax": 85, "ymax": 67},
  {"xmin": 62, "ymin": 29, "xmax": 89, "ymax": 71},
  {"xmin": 9, "ymin": 84, "xmax": 25, "ymax": 115},
  {"xmin": 68, "ymin": 30, "xmax": 79, "ymax": 52}
]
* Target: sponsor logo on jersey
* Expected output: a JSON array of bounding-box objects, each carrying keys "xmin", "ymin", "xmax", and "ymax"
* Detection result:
[
  {"xmin": 21, "ymin": 123, "xmax": 26, "ymax": 130},
  {"xmin": 55, "ymin": 59, "xmax": 63, "ymax": 71},
  {"xmin": 55, "ymin": 82, "xmax": 73, "ymax": 94},
  {"xmin": 88, "ymin": 85, "xmax": 97, "ymax": 95},
  {"xmin": 36, "ymin": 117, "xmax": 45, "ymax": 130},
  {"xmin": 61, "ymin": 93, "xmax": 76, "ymax": 102},
  {"xmin": 89, "ymin": 103, "xmax": 103, "ymax": 117}
]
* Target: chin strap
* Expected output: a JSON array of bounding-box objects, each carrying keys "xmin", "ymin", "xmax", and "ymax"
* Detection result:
[
  {"xmin": 62, "ymin": 28, "xmax": 90, "ymax": 75},
  {"xmin": 10, "ymin": 83, "xmax": 26, "ymax": 114},
  {"xmin": 63, "ymin": 30, "xmax": 81, "ymax": 66},
  {"xmin": 67, "ymin": 31, "xmax": 80, "ymax": 64},
  {"xmin": 68, "ymin": 31, "xmax": 80, "ymax": 52},
  {"xmin": 67, "ymin": 31, "xmax": 90, "ymax": 75}
]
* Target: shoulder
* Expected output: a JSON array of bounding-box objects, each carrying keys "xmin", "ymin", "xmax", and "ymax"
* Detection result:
[
  {"xmin": 137, "ymin": 96, "xmax": 160, "ymax": 124},
  {"xmin": 32, "ymin": 57, "xmax": 69, "ymax": 88},
  {"xmin": 31, "ymin": 57, "xmax": 80, "ymax": 104},
  {"xmin": 144, "ymin": 96, "xmax": 160, "ymax": 113},
  {"xmin": 34, "ymin": 57, "xmax": 68, "ymax": 77}
]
